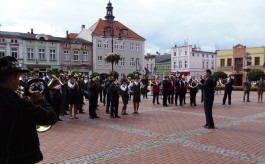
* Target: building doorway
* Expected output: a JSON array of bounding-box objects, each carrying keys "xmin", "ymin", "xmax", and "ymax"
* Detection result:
[{"xmin": 233, "ymin": 74, "xmax": 242, "ymax": 86}]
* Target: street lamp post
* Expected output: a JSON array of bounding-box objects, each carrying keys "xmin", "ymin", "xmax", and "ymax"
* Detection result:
[
  {"xmin": 244, "ymin": 52, "xmax": 252, "ymax": 79},
  {"xmin": 101, "ymin": 24, "xmax": 128, "ymax": 72}
]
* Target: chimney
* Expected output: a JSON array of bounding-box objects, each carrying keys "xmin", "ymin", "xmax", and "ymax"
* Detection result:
[
  {"xmin": 31, "ymin": 28, "xmax": 33, "ymax": 34},
  {"xmin": 81, "ymin": 25, "xmax": 85, "ymax": 29},
  {"xmin": 66, "ymin": 30, "xmax": 69, "ymax": 38}
]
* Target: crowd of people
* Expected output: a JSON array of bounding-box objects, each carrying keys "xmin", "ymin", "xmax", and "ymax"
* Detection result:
[{"xmin": 1, "ymin": 55, "xmax": 264, "ymax": 163}]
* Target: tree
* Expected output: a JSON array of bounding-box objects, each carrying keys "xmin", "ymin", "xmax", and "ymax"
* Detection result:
[
  {"xmin": 109, "ymin": 71, "xmax": 119, "ymax": 79},
  {"xmin": 127, "ymin": 73, "xmax": 135, "ymax": 79},
  {"xmin": 248, "ymin": 69, "xmax": 265, "ymax": 81},
  {"xmin": 212, "ymin": 71, "xmax": 227, "ymax": 80}
]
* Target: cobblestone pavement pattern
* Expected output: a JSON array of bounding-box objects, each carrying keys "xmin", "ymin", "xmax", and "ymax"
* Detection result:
[{"xmin": 38, "ymin": 91, "xmax": 265, "ymax": 164}]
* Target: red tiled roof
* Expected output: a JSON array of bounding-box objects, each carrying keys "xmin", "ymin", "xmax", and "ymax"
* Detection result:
[
  {"xmin": 68, "ymin": 33, "xmax": 78, "ymax": 39},
  {"xmin": 89, "ymin": 18, "xmax": 145, "ymax": 40}
]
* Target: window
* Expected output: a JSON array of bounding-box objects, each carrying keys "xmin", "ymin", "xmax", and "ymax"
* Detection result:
[
  {"xmin": 114, "ymin": 42, "xmax": 118, "ymax": 49},
  {"xmin": 206, "ymin": 61, "xmax": 209, "ymax": 69},
  {"xmin": 136, "ymin": 44, "xmax": 140, "ymax": 51},
  {"xmin": 0, "ymin": 48, "xmax": 5, "ymax": 57},
  {"xmin": 97, "ymin": 40, "xmax": 102, "ymax": 48},
  {"xmin": 255, "ymin": 57, "xmax": 260, "ymax": 66},
  {"xmin": 11, "ymin": 48, "xmax": 18, "ymax": 58},
  {"xmin": 206, "ymin": 54, "xmax": 208, "ymax": 58},
  {"xmin": 220, "ymin": 59, "xmax": 225, "ymax": 67},
  {"xmin": 234, "ymin": 58, "xmax": 243, "ymax": 70},
  {"xmin": 39, "ymin": 49, "xmax": 45, "ymax": 60},
  {"xmin": 50, "ymin": 49, "xmax": 56, "ymax": 60},
  {"xmin": 179, "ymin": 61, "xmax": 182, "ymax": 68},
  {"xmin": 83, "ymin": 51, "xmax": 88, "ymax": 61},
  {"xmin": 130, "ymin": 58, "xmax": 134, "ymax": 66},
  {"xmin": 202, "ymin": 54, "xmax": 205, "ymax": 57},
  {"xmin": 174, "ymin": 52, "xmax": 176, "ymax": 56},
  {"xmin": 184, "ymin": 61, "xmax": 188, "ymax": 68},
  {"xmin": 227, "ymin": 58, "xmax": 232, "ymax": 66},
  {"xmin": 173, "ymin": 62, "xmax": 176, "ymax": 68},
  {"xmin": 64, "ymin": 50, "xmax": 69, "ymax": 61},
  {"xmin": 120, "ymin": 57, "xmax": 125, "ymax": 65},
  {"xmin": 98, "ymin": 56, "xmax": 103, "ymax": 64},
  {"xmin": 202, "ymin": 61, "xmax": 205, "ymax": 69},
  {"xmin": 27, "ymin": 48, "xmax": 34, "ymax": 60},
  {"xmin": 211, "ymin": 61, "xmax": 214, "ymax": 69},
  {"xmin": 192, "ymin": 53, "xmax": 195, "ymax": 57},
  {"xmin": 147, "ymin": 64, "xmax": 149, "ymax": 70},
  {"xmin": 185, "ymin": 51, "xmax": 187, "ymax": 55},
  {"xmin": 120, "ymin": 42, "xmax": 125, "ymax": 50},
  {"xmin": 130, "ymin": 43, "xmax": 134, "ymax": 51},
  {"xmin": 212, "ymin": 55, "xmax": 214, "ymax": 58},
  {"xmin": 136, "ymin": 58, "xmax": 140, "ymax": 66},
  {"xmin": 74, "ymin": 51, "xmax": 79, "ymax": 61},
  {"xmin": 104, "ymin": 40, "xmax": 109, "ymax": 49}
]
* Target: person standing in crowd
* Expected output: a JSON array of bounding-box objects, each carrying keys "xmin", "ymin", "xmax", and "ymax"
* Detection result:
[
  {"xmin": 168, "ymin": 75, "xmax": 175, "ymax": 104},
  {"xmin": 77, "ymin": 75, "xmax": 85, "ymax": 113},
  {"xmin": 101, "ymin": 75, "xmax": 107, "ymax": 106},
  {"xmin": 257, "ymin": 77, "xmax": 264, "ymax": 103},
  {"xmin": 141, "ymin": 75, "xmax": 149, "ymax": 99},
  {"xmin": 151, "ymin": 75, "xmax": 161, "ymax": 104},
  {"xmin": 87, "ymin": 76, "xmax": 100, "ymax": 119},
  {"xmin": 58, "ymin": 71, "xmax": 69, "ymax": 116},
  {"xmin": 105, "ymin": 74, "xmax": 113, "ymax": 114},
  {"xmin": 120, "ymin": 78, "xmax": 129, "ymax": 115},
  {"xmin": 189, "ymin": 75, "xmax": 199, "ymax": 106},
  {"xmin": 175, "ymin": 75, "xmax": 185, "ymax": 106},
  {"xmin": 0, "ymin": 56, "xmax": 57, "ymax": 163},
  {"xmin": 67, "ymin": 75, "xmax": 79, "ymax": 119},
  {"xmin": 222, "ymin": 74, "xmax": 234, "ymax": 105},
  {"xmin": 162, "ymin": 75, "xmax": 170, "ymax": 106},
  {"xmin": 19, "ymin": 73, "xmax": 28, "ymax": 88},
  {"xmin": 129, "ymin": 76, "xmax": 143, "ymax": 114},
  {"xmin": 243, "ymin": 78, "xmax": 251, "ymax": 102},
  {"xmin": 128, "ymin": 77, "xmax": 133, "ymax": 100},
  {"xmin": 183, "ymin": 78, "xmax": 188, "ymax": 104},
  {"xmin": 110, "ymin": 79, "xmax": 120, "ymax": 118},
  {"xmin": 200, "ymin": 75, "xmax": 205, "ymax": 103},
  {"xmin": 197, "ymin": 69, "xmax": 215, "ymax": 129}
]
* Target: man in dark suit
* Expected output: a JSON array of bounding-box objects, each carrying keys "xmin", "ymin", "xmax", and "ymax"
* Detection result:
[
  {"xmin": 174, "ymin": 76, "xmax": 185, "ymax": 106},
  {"xmin": 162, "ymin": 75, "xmax": 170, "ymax": 106},
  {"xmin": 198, "ymin": 69, "xmax": 215, "ymax": 129},
  {"xmin": 222, "ymin": 74, "xmax": 234, "ymax": 105}
]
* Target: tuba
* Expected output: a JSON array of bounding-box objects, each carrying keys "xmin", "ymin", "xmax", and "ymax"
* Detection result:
[
  {"xmin": 23, "ymin": 78, "xmax": 56, "ymax": 132},
  {"xmin": 48, "ymin": 75, "xmax": 64, "ymax": 89}
]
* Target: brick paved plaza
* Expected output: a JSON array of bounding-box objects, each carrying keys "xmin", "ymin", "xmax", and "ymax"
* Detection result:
[{"xmin": 38, "ymin": 91, "xmax": 265, "ymax": 164}]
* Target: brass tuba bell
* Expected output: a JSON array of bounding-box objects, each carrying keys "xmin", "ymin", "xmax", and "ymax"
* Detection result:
[{"xmin": 48, "ymin": 75, "xmax": 64, "ymax": 89}]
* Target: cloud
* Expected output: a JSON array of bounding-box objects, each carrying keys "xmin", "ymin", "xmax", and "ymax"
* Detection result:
[{"xmin": 1, "ymin": 0, "xmax": 265, "ymax": 53}]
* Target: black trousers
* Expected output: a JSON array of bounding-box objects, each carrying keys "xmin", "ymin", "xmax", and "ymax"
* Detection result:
[
  {"xmin": 106, "ymin": 94, "xmax": 111, "ymax": 112},
  {"xmin": 89, "ymin": 97, "xmax": 97, "ymax": 117},
  {"xmin": 110, "ymin": 98, "xmax": 119, "ymax": 116},
  {"xmin": 223, "ymin": 90, "xmax": 232, "ymax": 104},
  {"xmin": 163, "ymin": 93, "xmax": 168, "ymax": 106},
  {"xmin": 168, "ymin": 90, "xmax": 174, "ymax": 104},
  {"xmin": 153, "ymin": 92, "xmax": 159, "ymax": 104},
  {"xmin": 204, "ymin": 98, "xmax": 214, "ymax": 126},
  {"xmin": 175, "ymin": 92, "xmax": 184, "ymax": 105},
  {"xmin": 190, "ymin": 91, "xmax": 197, "ymax": 105}
]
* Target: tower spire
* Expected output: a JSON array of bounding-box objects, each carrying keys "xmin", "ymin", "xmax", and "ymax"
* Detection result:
[{"xmin": 105, "ymin": 1, "xmax": 115, "ymax": 24}]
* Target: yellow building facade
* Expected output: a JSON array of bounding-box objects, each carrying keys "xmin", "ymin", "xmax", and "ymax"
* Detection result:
[{"xmin": 217, "ymin": 44, "xmax": 265, "ymax": 86}]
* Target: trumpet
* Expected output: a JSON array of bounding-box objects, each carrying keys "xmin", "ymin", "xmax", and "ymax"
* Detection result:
[
  {"xmin": 189, "ymin": 79, "xmax": 199, "ymax": 88},
  {"xmin": 219, "ymin": 78, "xmax": 228, "ymax": 85}
]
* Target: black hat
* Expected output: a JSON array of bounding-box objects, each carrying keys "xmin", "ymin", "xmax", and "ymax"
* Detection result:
[{"xmin": 0, "ymin": 56, "xmax": 29, "ymax": 75}]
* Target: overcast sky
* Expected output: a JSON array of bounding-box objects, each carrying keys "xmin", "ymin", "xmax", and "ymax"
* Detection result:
[{"xmin": 1, "ymin": 0, "xmax": 265, "ymax": 54}]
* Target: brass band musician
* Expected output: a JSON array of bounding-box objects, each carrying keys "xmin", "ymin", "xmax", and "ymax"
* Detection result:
[{"xmin": 188, "ymin": 75, "xmax": 198, "ymax": 106}]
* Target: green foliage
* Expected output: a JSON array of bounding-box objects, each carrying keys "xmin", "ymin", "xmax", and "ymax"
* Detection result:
[
  {"xmin": 91, "ymin": 72, "xmax": 99, "ymax": 78},
  {"xmin": 248, "ymin": 69, "xmax": 265, "ymax": 81},
  {"xmin": 109, "ymin": 71, "xmax": 119, "ymax": 79},
  {"xmin": 127, "ymin": 73, "xmax": 135, "ymax": 79},
  {"xmin": 51, "ymin": 69, "xmax": 59, "ymax": 76},
  {"xmin": 105, "ymin": 53, "xmax": 121, "ymax": 64},
  {"xmin": 212, "ymin": 71, "xmax": 227, "ymax": 80}
]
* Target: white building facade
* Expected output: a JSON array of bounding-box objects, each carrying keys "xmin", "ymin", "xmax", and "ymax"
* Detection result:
[
  {"xmin": 171, "ymin": 45, "xmax": 216, "ymax": 79},
  {"xmin": 78, "ymin": 1, "xmax": 145, "ymax": 78}
]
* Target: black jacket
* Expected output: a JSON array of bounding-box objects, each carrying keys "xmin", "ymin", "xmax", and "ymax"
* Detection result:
[
  {"xmin": 198, "ymin": 76, "xmax": 215, "ymax": 100},
  {"xmin": 0, "ymin": 87, "xmax": 57, "ymax": 164}
]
